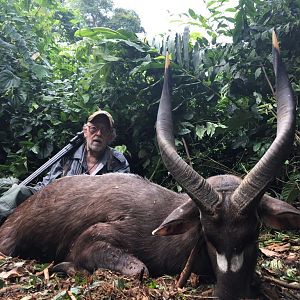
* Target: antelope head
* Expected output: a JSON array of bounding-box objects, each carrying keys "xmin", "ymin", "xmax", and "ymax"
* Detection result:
[{"xmin": 154, "ymin": 32, "xmax": 299, "ymax": 299}]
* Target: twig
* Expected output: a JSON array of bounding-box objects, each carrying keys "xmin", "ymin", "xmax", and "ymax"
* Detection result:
[
  {"xmin": 149, "ymin": 157, "xmax": 162, "ymax": 181},
  {"xmin": 182, "ymin": 137, "xmax": 192, "ymax": 167},
  {"xmin": 262, "ymin": 275, "xmax": 300, "ymax": 290},
  {"xmin": 67, "ymin": 290, "xmax": 77, "ymax": 300},
  {"xmin": 35, "ymin": 261, "xmax": 54, "ymax": 276},
  {"xmin": 261, "ymin": 63, "xmax": 275, "ymax": 96},
  {"xmin": 176, "ymin": 238, "xmax": 202, "ymax": 288},
  {"xmin": 85, "ymin": 274, "xmax": 93, "ymax": 300},
  {"xmin": 183, "ymin": 296, "xmax": 217, "ymax": 299},
  {"xmin": 0, "ymin": 284, "xmax": 22, "ymax": 294}
]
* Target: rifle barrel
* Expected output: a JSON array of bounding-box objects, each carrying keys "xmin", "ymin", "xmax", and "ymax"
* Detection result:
[{"xmin": 20, "ymin": 131, "xmax": 84, "ymax": 186}]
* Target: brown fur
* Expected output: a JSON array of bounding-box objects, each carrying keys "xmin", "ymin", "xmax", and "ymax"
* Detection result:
[
  {"xmin": 0, "ymin": 173, "xmax": 299, "ymax": 300},
  {"xmin": 0, "ymin": 173, "xmax": 211, "ymax": 277}
]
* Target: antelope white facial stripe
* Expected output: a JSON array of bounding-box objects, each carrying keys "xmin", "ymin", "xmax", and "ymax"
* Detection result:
[
  {"xmin": 216, "ymin": 252, "xmax": 228, "ymax": 273},
  {"xmin": 230, "ymin": 252, "xmax": 244, "ymax": 272}
]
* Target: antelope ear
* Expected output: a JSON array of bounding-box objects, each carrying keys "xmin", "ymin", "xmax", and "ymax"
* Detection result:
[
  {"xmin": 258, "ymin": 195, "xmax": 300, "ymax": 230},
  {"xmin": 152, "ymin": 199, "xmax": 200, "ymax": 236}
]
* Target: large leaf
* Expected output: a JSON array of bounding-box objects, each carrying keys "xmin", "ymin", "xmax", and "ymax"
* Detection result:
[
  {"xmin": 98, "ymin": 39, "xmax": 146, "ymax": 53},
  {"xmin": 75, "ymin": 27, "xmax": 132, "ymax": 40},
  {"xmin": 0, "ymin": 37, "xmax": 16, "ymax": 50},
  {"xmin": 0, "ymin": 70, "xmax": 21, "ymax": 91},
  {"xmin": 31, "ymin": 64, "xmax": 50, "ymax": 80},
  {"xmin": 281, "ymin": 174, "xmax": 300, "ymax": 203}
]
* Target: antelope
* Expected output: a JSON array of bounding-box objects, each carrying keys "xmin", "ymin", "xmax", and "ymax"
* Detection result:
[{"xmin": 0, "ymin": 32, "xmax": 299, "ymax": 299}]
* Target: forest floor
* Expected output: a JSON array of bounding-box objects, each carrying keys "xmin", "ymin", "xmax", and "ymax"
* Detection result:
[{"xmin": 0, "ymin": 230, "xmax": 299, "ymax": 300}]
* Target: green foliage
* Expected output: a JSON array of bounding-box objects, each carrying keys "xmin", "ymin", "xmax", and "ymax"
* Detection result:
[
  {"xmin": 108, "ymin": 8, "xmax": 144, "ymax": 33},
  {"xmin": 0, "ymin": 0, "xmax": 299, "ymax": 204},
  {"xmin": 70, "ymin": 0, "xmax": 113, "ymax": 27},
  {"xmin": 70, "ymin": 26, "xmax": 166, "ymax": 178},
  {"xmin": 69, "ymin": 0, "xmax": 144, "ymax": 33},
  {"xmin": 281, "ymin": 173, "xmax": 300, "ymax": 203},
  {"xmin": 151, "ymin": 0, "xmax": 300, "ymax": 199},
  {"xmin": 0, "ymin": 0, "xmax": 98, "ymax": 178}
]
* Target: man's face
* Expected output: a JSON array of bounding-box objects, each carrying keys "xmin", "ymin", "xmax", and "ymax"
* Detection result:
[{"xmin": 83, "ymin": 116, "xmax": 112, "ymax": 155}]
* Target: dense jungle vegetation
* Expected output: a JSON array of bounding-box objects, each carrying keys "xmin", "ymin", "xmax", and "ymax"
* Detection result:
[{"xmin": 0, "ymin": 0, "xmax": 299, "ymax": 205}]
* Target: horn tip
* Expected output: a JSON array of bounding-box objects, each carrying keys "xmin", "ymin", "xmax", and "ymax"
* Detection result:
[
  {"xmin": 165, "ymin": 52, "xmax": 170, "ymax": 70},
  {"xmin": 272, "ymin": 30, "xmax": 280, "ymax": 52}
]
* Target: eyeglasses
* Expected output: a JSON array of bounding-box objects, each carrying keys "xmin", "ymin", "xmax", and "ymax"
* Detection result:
[{"xmin": 86, "ymin": 124, "xmax": 110, "ymax": 136}]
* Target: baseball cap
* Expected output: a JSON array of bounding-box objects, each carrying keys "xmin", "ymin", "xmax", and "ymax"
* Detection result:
[{"xmin": 87, "ymin": 110, "xmax": 114, "ymax": 128}]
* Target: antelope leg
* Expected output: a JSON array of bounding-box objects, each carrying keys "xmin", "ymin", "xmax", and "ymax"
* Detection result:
[{"xmin": 68, "ymin": 222, "xmax": 149, "ymax": 276}]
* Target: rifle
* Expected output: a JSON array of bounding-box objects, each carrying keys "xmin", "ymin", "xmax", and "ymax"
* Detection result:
[{"xmin": 20, "ymin": 131, "xmax": 84, "ymax": 186}]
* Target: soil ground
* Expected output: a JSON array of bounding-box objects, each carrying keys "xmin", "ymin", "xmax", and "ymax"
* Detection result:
[{"xmin": 0, "ymin": 230, "xmax": 299, "ymax": 300}]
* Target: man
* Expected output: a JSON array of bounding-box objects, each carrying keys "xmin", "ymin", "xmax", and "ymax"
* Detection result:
[{"xmin": 0, "ymin": 109, "xmax": 130, "ymax": 222}]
